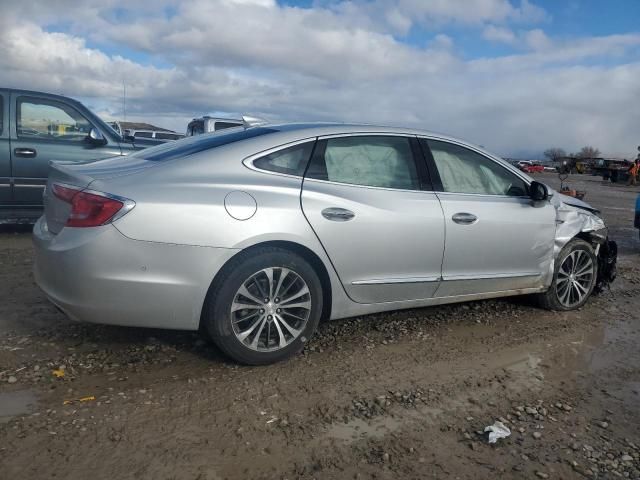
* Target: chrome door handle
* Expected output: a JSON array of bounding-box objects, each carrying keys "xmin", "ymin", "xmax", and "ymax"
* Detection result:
[
  {"xmin": 452, "ymin": 212, "xmax": 477, "ymax": 225},
  {"xmin": 14, "ymin": 148, "xmax": 37, "ymax": 158},
  {"xmin": 322, "ymin": 207, "xmax": 355, "ymax": 222}
]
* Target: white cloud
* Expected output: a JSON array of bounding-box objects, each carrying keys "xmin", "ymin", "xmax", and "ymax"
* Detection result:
[
  {"xmin": 483, "ymin": 25, "xmax": 518, "ymax": 45},
  {"xmin": 0, "ymin": 0, "xmax": 638, "ymax": 157}
]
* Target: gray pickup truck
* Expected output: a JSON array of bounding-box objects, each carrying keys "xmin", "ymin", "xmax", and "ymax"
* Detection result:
[{"xmin": 0, "ymin": 88, "xmax": 155, "ymax": 223}]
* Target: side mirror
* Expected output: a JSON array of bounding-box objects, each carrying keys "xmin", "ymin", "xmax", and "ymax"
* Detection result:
[
  {"xmin": 86, "ymin": 128, "xmax": 107, "ymax": 146},
  {"xmin": 529, "ymin": 181, "xmax": 549, "ymax": 202}
]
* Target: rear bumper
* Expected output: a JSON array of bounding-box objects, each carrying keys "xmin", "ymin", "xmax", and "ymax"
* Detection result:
[{"xmin": 33, "ymin": 217, "xmax": 239, "ymax": 330}]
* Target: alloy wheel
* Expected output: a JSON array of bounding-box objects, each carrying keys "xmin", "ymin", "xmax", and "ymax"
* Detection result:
[
  {"xmin": 556, "ymin": 249, "xmax": 595, "ymax": 308},
  {"xmin": 230, "ymin": 267, "xmax": 312, "ymax": 352}
]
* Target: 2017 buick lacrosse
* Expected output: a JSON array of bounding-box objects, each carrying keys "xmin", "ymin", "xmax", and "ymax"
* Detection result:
[{"xmin": 33, "ymin": 123, "xmax": 616, "ymax": 364}]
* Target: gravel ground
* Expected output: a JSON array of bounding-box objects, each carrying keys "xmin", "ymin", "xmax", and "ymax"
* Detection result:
[{"xmin": 0, "ymin": 172, "xmax": 639, "ymax": 479}]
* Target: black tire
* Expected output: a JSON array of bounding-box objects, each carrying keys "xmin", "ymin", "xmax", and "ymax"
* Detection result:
[
  {"xmin": 203, "ymin": 246, "xmax": 323, "ymax": 365},
  {"xmin": 537, "ymin": 238, "xmax": 597, "ymax": 311}
]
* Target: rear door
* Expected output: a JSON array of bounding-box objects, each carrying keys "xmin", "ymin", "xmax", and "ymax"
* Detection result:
[
  {"xmin": 0, "ymin": 92, "xmax": 10, "ymax": 204},
  {"xmin": 10, "ymin": 93, "xmax": 121, "ymax": 205},
  {"xmin": 301, "ymin": 134, "xmax": 445, "ymax": 304},
  {"xmin": 420, "ymin": 138, "xmax": 556, "ymax": 297}
]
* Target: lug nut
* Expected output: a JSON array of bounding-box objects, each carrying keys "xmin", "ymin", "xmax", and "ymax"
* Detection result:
[
  {"xmin": 260, "ymin": 309, "xmax": 265, "ymax": 313},
  {"xmin": 275, "ymin": 298, "xmax": 280, "ymax": 303},
  {"xmin": 276, "ymin": 308, "xmax": 281, "ymax": 313},
  {"xmin": 264, "ymin": 298, "xmax": 269, "ymax": 303},
  {"xmin": 267, "ymin": 315, "xmax": 273, "ymax": 320}
]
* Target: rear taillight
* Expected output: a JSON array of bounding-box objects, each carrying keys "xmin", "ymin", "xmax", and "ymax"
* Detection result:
[{"xmin": 52, "ymin": 183, "xmax": 132, "ymax": 227}]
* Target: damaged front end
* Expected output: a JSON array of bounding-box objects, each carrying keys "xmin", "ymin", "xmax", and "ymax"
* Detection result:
[{"xmin": 551, "ymin": 193, "xmax": 617, "ymax": 293}]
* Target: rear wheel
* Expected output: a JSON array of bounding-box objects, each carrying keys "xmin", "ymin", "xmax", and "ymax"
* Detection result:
[
  {"xmin": 537, "ymin": 238, "xmax": 597, "ymax": 311},
  {"xmin": 203, "ymin": 247, "xmax": 323, "ymax": 365}
]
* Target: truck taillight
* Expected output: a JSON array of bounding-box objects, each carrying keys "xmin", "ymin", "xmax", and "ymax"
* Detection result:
[{"xmin": 52, "ymin": 183, "xmax": 133, "ymax": 227}]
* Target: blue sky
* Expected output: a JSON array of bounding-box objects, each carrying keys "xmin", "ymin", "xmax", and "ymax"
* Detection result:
[{"xmin": 1, "ymin": 0, "xmax": 639, "ymax": 157}]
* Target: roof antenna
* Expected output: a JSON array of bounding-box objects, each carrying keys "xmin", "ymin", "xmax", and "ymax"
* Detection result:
[{"xmin": 242, "ymin": 115, "xmax": 268, "ymax": 128}]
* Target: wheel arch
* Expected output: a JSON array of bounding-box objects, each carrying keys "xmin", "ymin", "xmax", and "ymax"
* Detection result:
[{"xmin": 199, "ymin": 240, "xmax": 333, "ymax": 329}]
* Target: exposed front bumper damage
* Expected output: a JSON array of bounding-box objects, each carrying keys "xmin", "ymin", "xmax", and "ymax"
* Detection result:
[{"xmin": 551, "ymin": 192, "xmax": 617, "ymax": 292}]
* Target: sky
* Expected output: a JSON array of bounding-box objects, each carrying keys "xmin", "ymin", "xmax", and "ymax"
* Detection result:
[{"xmin": 0, "ymin": 0, "xmax": 639, "ymax": 158}]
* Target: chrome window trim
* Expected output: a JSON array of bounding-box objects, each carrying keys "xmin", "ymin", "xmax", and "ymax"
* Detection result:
[{"xmin": 242, "ymin": 136, "xmax": 318, "ymax": 179}]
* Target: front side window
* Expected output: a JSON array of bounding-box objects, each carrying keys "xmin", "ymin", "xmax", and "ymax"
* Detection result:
[
  {"xmin": 253, "ymin": 142, "xmax": 314, "ymax": 176},
  {"xmin": 306, "ymin": 136, "xmax": 420, "ymax": 190},
  {"xmin": 17, "ymin": 97, "xmax": 92, "ymax": 142},
  {"xmin": 426, "ymin": 139, "xmax": 527, "ymax": 196},
  {"xmin": 155, "ymin": 132, "xmax": 182, "ymax": 140},
  {"xmin": 134, "ymin": 131, "xmax": 153, "ymax": 138}
]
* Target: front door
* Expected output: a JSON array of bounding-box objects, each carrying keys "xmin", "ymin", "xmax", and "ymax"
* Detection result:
[
  {"xmin": 0, "ymin": 92, "xmax": 11, "ymax": 204},
  {"xmin": 301, "ymin": 134, "xmax": 445, "ymax": 304},
  {"xmin": 420, "ymin": 138, "xmax": 556, "ymax": 298},
  {"xmin": 10, "ymin": 94, "xmax": 121, "ymax": 205}
]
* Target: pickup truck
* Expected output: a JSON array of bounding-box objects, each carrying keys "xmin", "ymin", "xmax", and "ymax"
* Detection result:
[{"xmin": 0, "ymin": 88, "xmax": 155, "ymax": 223}]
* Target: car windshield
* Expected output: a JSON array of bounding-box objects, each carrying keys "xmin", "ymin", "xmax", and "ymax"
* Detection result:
[{"xmin": 132, "ymin": 127, "xmax": 278, "ymax": 162}]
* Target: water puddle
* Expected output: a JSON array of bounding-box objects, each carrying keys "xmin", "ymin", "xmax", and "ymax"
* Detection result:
[{"xmin": 0, "ymin": 390, "xmax": 38, "ymax": 423}]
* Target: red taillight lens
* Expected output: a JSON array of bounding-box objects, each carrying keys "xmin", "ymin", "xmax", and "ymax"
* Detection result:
[{"xmin": 52, "ymin": 183, "xmax": 127, "ymax": 228}]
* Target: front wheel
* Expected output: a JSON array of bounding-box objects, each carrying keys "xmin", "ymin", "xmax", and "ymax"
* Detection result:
[
  {"xmin": 537, "ymin": 238, "xmax": 597, "ymax": 311},
  {"xmin": 203, "ymin": 247, "xmax": 323, "ymax": 365}
]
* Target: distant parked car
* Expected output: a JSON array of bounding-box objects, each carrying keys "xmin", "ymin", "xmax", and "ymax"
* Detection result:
[
  {"xmin": 186, "ymin": 116, "xmax": 244, "ymax": 137},
  {"xmin": 125, "ymin": 129, "xmax": 185, "ymax": 142},
  {"xmin": 34, "ymin": 123, "xmax": 616, "ymax": 365},
  {"xmin": 517, "ymin": 161, "xmax": 545, "ymax": 173},
  {"xmin": 0, "ymin": 88, "xmax": 157, "ymax": 223}
]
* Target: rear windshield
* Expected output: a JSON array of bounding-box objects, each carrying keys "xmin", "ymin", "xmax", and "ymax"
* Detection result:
[{"xmin": 133, "ymin": 127, "xmax": 278, "ymax": 162}]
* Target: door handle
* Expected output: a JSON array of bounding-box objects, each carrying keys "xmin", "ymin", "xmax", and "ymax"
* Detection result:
[
  {"xmin": 14, "ymin": 148, "xmax": 37, "ymax": 158},
  {"xmin": 322, "ymin": 207, "xmax": 355, "ymax": 222},
  {"xmin": 452, "ymin": 212, "xmax": 478, "ymax": 225}
]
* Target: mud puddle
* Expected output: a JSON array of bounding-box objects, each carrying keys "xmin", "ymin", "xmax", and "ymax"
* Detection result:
[{"xmin": 0, "ymin": 389, "xmax": 38, "ymax": 423}]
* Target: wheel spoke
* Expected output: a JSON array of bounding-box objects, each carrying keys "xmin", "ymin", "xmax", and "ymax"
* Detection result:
[
  {"xmin": 253, "ymin": 276, "xmax": 269, "ymax": 301},
  {"xmin": 237, "ymin": 314, "xmax": 266, "ymax": 342},
  {"xmin": 249, "ymin": 316, "xmax": 268, "ymax": 348},
  {"xmin": 559, "ymin": 281, "xmax": 572, "ymax": 305},
  {"xmin": 280, "ymin": 286, "xmax": 310, "ymax": 306},
  {"xmin": 264, "ymin": 268, "xmax": 275, "ymax": 299},
  {"xmin": 281, "ymin": 300, "xmax": 311, "ymax": 310},
  {"xmin": 276, "ymin": 314, "xmax": 302, "ymax": 337},
  {"xmin": 237, "ymin": 285, "xmax": 263, "ymax": 306},
  {"xmin": 574, "ymin": 281, "xmax": 589, "ymax": 295},
  {"xmin": 231, "ymin": 301, "xmax": 262, "ymax": 313},
  {"xmin": 274, "ymin": 268, "xmax": 291, "ymax": 299},
  {"xmin": 232, "ymin": 309, "xmax": 260, "ymax": 324},
  {"xmin": 271, "ymin": 316, "xmax": 288, "ymax": 348}
]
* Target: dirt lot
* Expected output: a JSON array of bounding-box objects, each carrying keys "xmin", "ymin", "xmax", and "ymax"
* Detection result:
[{"xmin": 1, "ymin": 172, "xmax": 639, "ymax": 480}]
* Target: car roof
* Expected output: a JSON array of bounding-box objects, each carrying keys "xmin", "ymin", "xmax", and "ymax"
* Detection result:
[{"xmin": 264, "ymin": 122, "xmax": 490, "ymax": 153}]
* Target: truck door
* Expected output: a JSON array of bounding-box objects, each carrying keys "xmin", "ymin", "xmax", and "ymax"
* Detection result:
[{"xmin": 10, "ymin": 93, "xmax": 121, "ymax": 206}]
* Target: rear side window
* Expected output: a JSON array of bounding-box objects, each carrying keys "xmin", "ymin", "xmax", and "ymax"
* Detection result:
[
  {"xmin": 306, "ymin": 135, "xmax": 420, "ymax": 190},
  {"xmin": 134, "ymin": 127, "xmax": 278, "ymax": 162},
  {"xmin": 252, "ymin": 142, "xmax": 315, "ymax": 176}
]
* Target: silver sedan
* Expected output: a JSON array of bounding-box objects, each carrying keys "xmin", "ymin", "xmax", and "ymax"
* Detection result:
[{"xmin": 33, "ymin": 123, "xmax": 616, "ymax": 364}]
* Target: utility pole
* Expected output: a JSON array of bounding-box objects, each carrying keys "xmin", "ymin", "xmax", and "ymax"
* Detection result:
[{"xmin": 123, "ymin": 82, "xmax": 127, "ymax": 123}]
